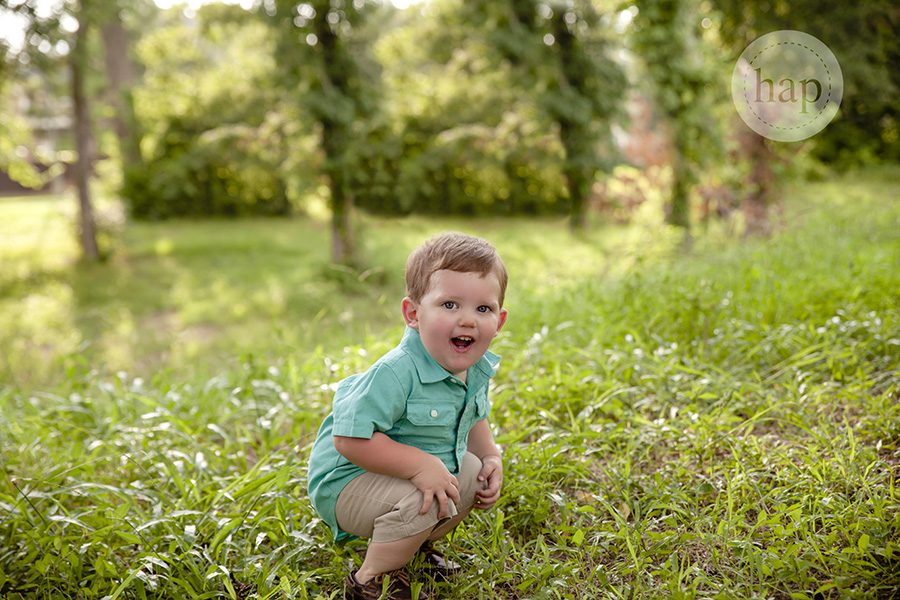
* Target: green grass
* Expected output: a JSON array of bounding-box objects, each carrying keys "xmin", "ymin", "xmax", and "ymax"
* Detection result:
[
  {"xmin": 0, "ymin": 167, "xmax": 898, "ymax": 598},
  {"xmin": 0, "ymin": 188, "xmax": 689, "ymax": 389}
]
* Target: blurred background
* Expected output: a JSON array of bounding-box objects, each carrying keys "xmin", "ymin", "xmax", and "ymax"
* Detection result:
[{"xmin": 1, "ymin": 0, "xmax": 897, "ymax": 388}]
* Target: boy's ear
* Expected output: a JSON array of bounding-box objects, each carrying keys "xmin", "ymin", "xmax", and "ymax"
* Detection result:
[
  {"xmin": 401, "ymin": 297, "xmax": 419, "ymax": 328},
  {"xmin": 494, "ymin": 308, "xmax": 509, "ymax": 336}
]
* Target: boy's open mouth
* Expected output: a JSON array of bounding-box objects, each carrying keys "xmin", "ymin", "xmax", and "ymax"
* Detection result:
[{"xmin": 451, "ymin": 336, "xmax": 475, "ymax": 351}]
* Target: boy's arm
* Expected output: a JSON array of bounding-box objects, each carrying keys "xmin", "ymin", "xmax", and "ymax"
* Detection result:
[
  {"xmin": 334, "ymin": 432, "xmax": 460, "ymax": 518},
  {"xmin": 466, "ymin": 419, "xmax": 501, "ymax": 460},
  {"xmin": 334, "ymin": 432, "xmax": 436, "ymax": 479},
  {"xmin": 467, "ymin": 419, "xmax": 503, "ymax": 509}
]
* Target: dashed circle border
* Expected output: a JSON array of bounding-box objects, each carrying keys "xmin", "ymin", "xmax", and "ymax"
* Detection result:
[
  {"xmin": 741, "ymin": 40, "xmax": 833, "ymax": 130},
  {"xmin": 732, "ymin": 30, "xmax": 842, "ymax": 141}
]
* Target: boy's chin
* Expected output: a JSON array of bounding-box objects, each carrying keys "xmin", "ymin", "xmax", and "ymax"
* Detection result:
[{"xmin": 443, "ymin": 355, "xmax": 480, "ymax": 375}]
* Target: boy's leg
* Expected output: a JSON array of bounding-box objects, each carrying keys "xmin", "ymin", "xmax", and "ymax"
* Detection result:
[
  {"xmin": 335, "ymin": 452, "xmax": 484, "ymax": 583},
  {"xmin": 426, "ymin": 452, "xmax": 482, "ymax": 541},
  {"xmin": 336, "ymin": 472, "xmax": 456, "ymax": 584},
  {"xmin": 336, "ymin": 472, "xmax": 459, "ymax": 542},
  {"xmin": 426, "ymin": 508, "xmax": 472, "ymax": 542},
  {"xmin": 355, "ymin": 527, "xmax": 433, "ymax": 583}
]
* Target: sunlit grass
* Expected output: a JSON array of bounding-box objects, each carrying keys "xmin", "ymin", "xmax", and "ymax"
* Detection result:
[
  {"xmin": 0, "ymin": 167, "xmax": 898, "ymax": 598},
  {"xmin": 0, "ymin": 185, "xmax": 683, "ymax": 389}
]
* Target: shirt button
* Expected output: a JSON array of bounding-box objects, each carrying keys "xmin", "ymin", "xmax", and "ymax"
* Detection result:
[{"xmin": 431, "ymin": 409, "xmax": 439, "ymax": 418}]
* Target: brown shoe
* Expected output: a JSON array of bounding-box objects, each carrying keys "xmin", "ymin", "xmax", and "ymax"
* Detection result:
[
  {"xmin": 417, "ymin": 542, "xmax": 461, "ymax": 579},
  {"xmin": 344, "ymin": 569, "xmax": 426, "ymax": 600}
]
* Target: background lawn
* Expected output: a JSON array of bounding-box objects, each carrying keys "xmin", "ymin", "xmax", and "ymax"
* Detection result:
[{"xmin": 0, "ymin": 167, "xmax": 898, "ymax": 598}]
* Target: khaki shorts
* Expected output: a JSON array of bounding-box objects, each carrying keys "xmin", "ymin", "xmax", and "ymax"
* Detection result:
[{"xmin": 335, "ymin": 452, "xmax": 483, "ymax": 543}]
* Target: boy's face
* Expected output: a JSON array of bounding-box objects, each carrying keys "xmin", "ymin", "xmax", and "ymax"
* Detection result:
[{"xmin": 402, "ymin": 269, "xmax": 508, "ymax": 381}]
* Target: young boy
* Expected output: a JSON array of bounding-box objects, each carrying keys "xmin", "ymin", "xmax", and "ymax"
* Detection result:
[{"xmin": 307, "ymin": 233, "xmax": 509, "ymax": 599}]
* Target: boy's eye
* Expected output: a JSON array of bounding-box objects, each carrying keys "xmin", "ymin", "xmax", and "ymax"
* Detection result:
[
  {"xmin": 477, "ymin": 305, "xmax": 492, "ymax": 313},
  {"xmin": 442, "ymin": 301, "xmax": 457, "ymax": 310}
]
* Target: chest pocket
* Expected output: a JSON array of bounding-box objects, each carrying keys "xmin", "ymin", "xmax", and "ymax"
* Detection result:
[
  {"xmin": 405, "ymin": 399, "xmax": 456, "ymax": 427},
  {"xmin": 402, "ymin": 398, "xmax": 457, "ymax": 451}
]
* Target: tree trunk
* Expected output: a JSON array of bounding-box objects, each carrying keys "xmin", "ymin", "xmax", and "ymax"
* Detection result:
[
  {"xmin": 315, "ymin": 7, "xmax": 357, "ymax": 266},
  {"xmin": 563, "ymin": 160, "xmax": 589, "ymax": 231},
  {"xmin": 71, "ymin": 15, "xmax": 100, "ymax": 261},
  {"xmin": 667, "ymin": 147, "xmax": 691, "ymax": 229},
  {"xmin": 328, "ymin": 166, "xmax": 356, "ymax": 266},
  {"xmin": 321, "ymin": 119, "xmax": 356, "ymax": 265},
  {"xmin": 559, "ymin": 119, "xmax": 592, "ymax": 232},
  {"xmin": 552, "ymin": 10, "xmax": 607, "ymax": 233},
  {"xmin": 740, "ymin": 129, "xmax": 774, "ymax": 237},
  {"xmin": 101, "ymin": 14, "xmax": 142, "ymax": 170},
  {"xmin": 330, "ymin": 187, "xmax": 356, "ymax": 266}
]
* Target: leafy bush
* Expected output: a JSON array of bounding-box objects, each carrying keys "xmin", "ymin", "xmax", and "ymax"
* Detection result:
[
  {"xmin": 125, "ymin": 9, "xmax": 290, "ymax": 220},
  {"xmin": 352, "ymin": 120, "xmax": 568, "ymax": 217},
  {"xmin": 123, "ymin": 118, "xmax": 289, "ymax": 220}
]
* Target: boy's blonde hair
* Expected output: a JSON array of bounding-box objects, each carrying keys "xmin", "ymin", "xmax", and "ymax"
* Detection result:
[{"xmin": 406, "ymin": 233, "xmax": 508, "ymax": 307}]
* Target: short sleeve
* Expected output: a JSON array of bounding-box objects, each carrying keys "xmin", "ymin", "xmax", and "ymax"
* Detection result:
[
  {"xmin": 475, "ymin": 385, "xmax": 491, "ymax": 421},
  {"xmin": 331, "ymin": 363, "xmax": 408, "ymax": 439}
]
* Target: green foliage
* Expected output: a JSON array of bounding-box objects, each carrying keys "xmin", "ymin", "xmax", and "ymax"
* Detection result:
[
  {"xmin": 1, "ymin": 168, "xmax": 897, "ymax": 597},
  {"xmin": 273, "ymin": 0, "xmax": 628, "ymax": 219},
  {"xmin": 0, "ymin": 108, "xmax": 43, "ymax": 189},
  {"xmin": 712, "ymin": 0, "xmax": 900, "ymax": 167},
  {"xmin": 361, "ymin": 118, "xmax": 569, "ymax": 217},
  {"xmin": 268, "ymin": 0, "xmax": 391, "ymax": 262},
  {"xmin": 4, "ymin": 0, "xmax": 897, "ymax": 227},
  {"xmin": 124, "ymin": 9, "xmax": 290, "ymax": 219},
  {"xmin": 365, "ymin": 3, "xmax": 571, "ymax": 216},
  {"xmin": 123, "ymin": 117, "xmax": 290, "ymax": 219},
  {"xmin": 631, "ymin": 0, "xmax": 724, "ymax": 228},
  {"xmin": 463, "ymin": 0, "xmax": 628, "ymax": 225}
]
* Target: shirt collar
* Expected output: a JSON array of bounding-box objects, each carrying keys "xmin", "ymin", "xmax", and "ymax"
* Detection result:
[{"xmin": 401, "ymin": 326, "xmax": 501, "ymax": 385}]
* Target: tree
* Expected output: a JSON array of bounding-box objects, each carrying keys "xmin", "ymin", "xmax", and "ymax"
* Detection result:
[
  {"xmin": 488, "ymin": 1, "xmax": 582, "ymax": 222},
  {"xmin": 2, "ymin": 0, "xmax": 154, "ymax": 258},
  {"xmin": 100, "ymin": 1, "xmax": 142, "ymax": 172},
  {"xmin": 369, "ymin": 1, "xmax": 567, "ymax": 218},
  {"xmin": 712, "ymin": 0, "xmax": 899, "ymax": 234},
  {"xmin": 1, "ymin": 35, "xmax": 45, "ymax": 190},
  {"xmin": 124, "ymin": 4, "xmax": 291, "ymax": 219},
  {"xmin": 2, "ymin": 0, "xmax": 106, "ymax": 260},
  {"xmin": 270, "ymin": 0, "xmax": 386, "ymax": 266},
  {"xmin": 547, "ymin": 1, "xmax": 626, "ymax": 230},
  {"xmin": 69, "ymin": 0, "xmax": 100, "ymax": 260},
  {"xmin": 467, "ymin": 0, "xmax": 627, "ymax": 230},
  {"xmin": 632, "ymin": 0, "xmax": 720, "ymax": 232}
]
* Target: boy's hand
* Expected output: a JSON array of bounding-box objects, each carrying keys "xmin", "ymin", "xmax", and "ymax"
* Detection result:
[
  {"xmin": 474, "ymin": 454, "xmax": 502, "ymax": 510},
  {"xmin": 411, "ymin": 455, "xmax": 460, "ymax": 519}
]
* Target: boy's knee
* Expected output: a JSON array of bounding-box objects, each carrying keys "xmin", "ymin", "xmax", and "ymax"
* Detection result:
[
  {"xmin": 371, "ymin": 485, "xmax": 459, "ymax": 543},
  {"xmin": 457, "ymin": 452, "xmax": 483, "ymax": 511},
  {"xmin": 336, "ymin": 454, "xmax": 485, "ymax": 543}
]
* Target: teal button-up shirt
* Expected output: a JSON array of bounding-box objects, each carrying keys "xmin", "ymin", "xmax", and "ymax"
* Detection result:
[{"xmin": 307, "ymin": 326, "xmax": 501, "ymax": 541}]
